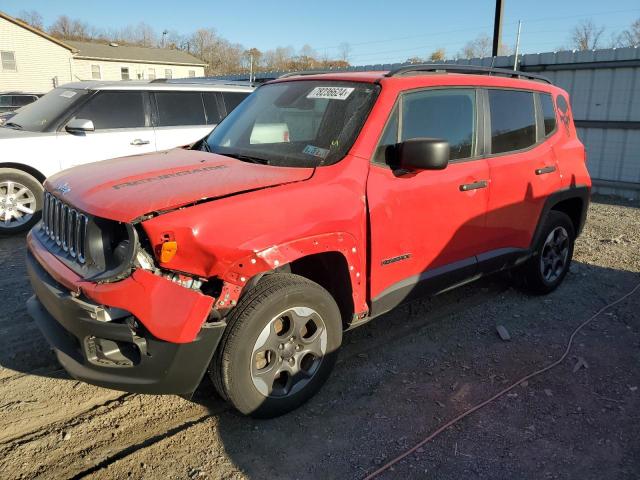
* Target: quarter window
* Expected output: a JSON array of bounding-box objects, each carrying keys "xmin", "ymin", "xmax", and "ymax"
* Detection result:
[
  {"xmin": 401, "ymin": 88, "xmax": 476, "ymax": 160},
  {"xmin": 73, "ymin": 91, "xmax": 146, "ymax": 129},
  {"xmin": 540, "ymin": 93, "xmax": 556, "ymax": 136},
  {"xmin": 121, "ymin": 67, "xmax": 130, "ymax": 80},
  {"xmin": 155, "ymin": 92, "xmax": 206, "ymax": 126},
  {"xmin": 488, "ymin": 90, "xmax": 536, "ymax": 154},
  {"xmin": 91, "ymin": 64, "xmax": 101, "ymax": 79},
  {"xmin": 1, "ymin": 51, "xmax": 17, "ymax": 71}
]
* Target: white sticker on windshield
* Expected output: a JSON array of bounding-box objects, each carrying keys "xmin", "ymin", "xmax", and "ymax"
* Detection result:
[
  {"xmin": 60, "ymin": 91, "xmax": 77, "ymax": 98},
  {"xmin": 307, "ymin": 86, "xmax": 354, "ymax": 101},
  {"xmin": 303, "ymin": 145, "xmax": 329, "ymax": 159}
]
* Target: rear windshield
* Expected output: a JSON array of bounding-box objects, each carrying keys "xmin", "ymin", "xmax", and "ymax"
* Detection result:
[
  {"xmin": 204, "ymin": 81, "xmax": 380, "ymax": 167},
  {"xmin": 4, "ymin": 88, "xmax": 89, "ymax": 132}
]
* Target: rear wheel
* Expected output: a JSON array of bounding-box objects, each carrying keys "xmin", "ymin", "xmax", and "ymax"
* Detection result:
[
  {"xmin": 210, "ymin": 273, "xmax": 342, "ymax": 418},
  {"xmin": 0, "ymin": 168, "xmax": 43, "ymax": 235},
  {"xmin": 518, "ymin": 210, "xmax": 575, "ymax": 294}
]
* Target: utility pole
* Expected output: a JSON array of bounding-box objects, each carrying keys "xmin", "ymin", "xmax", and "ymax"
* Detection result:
[
  {"xmin": 249, "ymin": 53, "xmax": 254, "ymax": 83},
  {"xmin": 161, "ymin": 30, "xmax": 168, "ymax": 48},
  {"xmin": 492, "ymin": 0, "xmax": 504, "ymax": 57},
  {"xmin": 513, "ymin": 20, "xmax": 522, "ymax": 70}
]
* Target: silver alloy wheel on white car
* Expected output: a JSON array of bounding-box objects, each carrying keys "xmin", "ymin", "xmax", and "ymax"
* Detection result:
[
  {"xmin": 0, "ymin": 180, "xmax": 37, "ymax": 229},
  {"xmin": 250, "ymin": 306, "xmax": 327, "ymax": 398}
]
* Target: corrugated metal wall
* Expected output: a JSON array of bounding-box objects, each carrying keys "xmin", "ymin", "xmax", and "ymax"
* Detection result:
[{"xmin": 214, "ymin": 47, "xmax": 640, "ymax": 198}]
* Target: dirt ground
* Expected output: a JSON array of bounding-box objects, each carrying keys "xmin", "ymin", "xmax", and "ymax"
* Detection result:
[{"xmin": 1, "ymin": 196, "xmax": 639, "ymax": 480}]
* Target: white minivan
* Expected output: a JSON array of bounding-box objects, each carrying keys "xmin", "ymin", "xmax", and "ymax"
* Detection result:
[{"xmin": 0, "ymin": 80, "xmax": 254, "ymax": 234}]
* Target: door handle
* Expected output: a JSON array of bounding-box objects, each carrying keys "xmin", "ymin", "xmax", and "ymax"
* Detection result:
[
  {"xmin": 459, "ymin": 180, "xmax": 488, "ymax": 192},
  {"xmin": 130, "ymin": 139, "xmax": 150, "ymax": 146},
  {"xmin": 535, "ymin": 165, "xmax": 556, "ymax": 175}
]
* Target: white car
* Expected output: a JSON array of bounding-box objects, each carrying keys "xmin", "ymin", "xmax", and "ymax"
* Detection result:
[{"xmin": 0, "ymin": 80, "xmax": 254, "ymax": 234}]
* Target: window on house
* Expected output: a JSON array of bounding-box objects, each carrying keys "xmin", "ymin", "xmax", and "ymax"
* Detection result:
[
  {"xmin": 121, "ymin": 67, "xmax": 130, "ymax": 80},
  {"xmin": 488, "ymin": 89, "xmax": 536, "ymax": 154},
  {"xmin": 188, "ymin": 70, "xmax": 196, "ymax": 77},
  {"xmin": 148, "ymin": 68, "xmax": 156, "ymax": 80},
  {"xmin": 165, "ymin": 69, "xmax": 173, "ymax": 79},
  {"xmin": 401, "ymin": 88, "xmax": 476, "ymax": 161},
  {"xmin": 91, "ymin": 65, "xmax": 101, "ymax": 79},
  {"xmin": 540, "ymin": 93, "xmax": 557, "ymax": 136},
  {"xmin": 1, "ymin": 51, "xmax": 17, "ymax": 71}
]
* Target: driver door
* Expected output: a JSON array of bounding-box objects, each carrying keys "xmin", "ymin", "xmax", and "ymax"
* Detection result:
[
  {"xmin": 366, "ymin": 88, "xmax": 491, "ymax": 315},
  {"xmin": 57, "ymin": 90, "xmax": 156, "ymax": 169}
]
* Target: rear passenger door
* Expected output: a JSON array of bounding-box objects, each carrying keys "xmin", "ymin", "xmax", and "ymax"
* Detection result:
[
  {"xmin": 152, "ymin": 91, "xmax": 222, "ymax": 150},
  {"xmin": 483, "ymin": 89, "xmax": 562, "ymax": 253},
  {"xmin": 58, "ymin": 90, "xmax": 156, "ymax": 168}
]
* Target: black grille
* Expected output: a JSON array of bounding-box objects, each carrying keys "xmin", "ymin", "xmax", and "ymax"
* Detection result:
[{"xmin": 41, "ymin": 192, "xmax": 88, "ymax": 264}]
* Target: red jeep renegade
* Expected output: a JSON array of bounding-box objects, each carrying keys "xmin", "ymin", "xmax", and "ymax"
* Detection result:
[{"xmin": 26, "ymin": 65, "xmax": 591, "ymax": 417}]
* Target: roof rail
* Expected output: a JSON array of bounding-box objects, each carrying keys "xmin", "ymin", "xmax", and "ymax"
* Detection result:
[
  {"xmin": 385, "ymin": 63, "xmax": 551, "ymax": 84},
  {"xmin": 278, "ymin": 70, "xmax": 338, "ymax": 79}
]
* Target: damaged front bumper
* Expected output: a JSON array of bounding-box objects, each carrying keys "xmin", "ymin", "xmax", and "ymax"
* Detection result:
[{"xmin": 25, "ymin": 232, "xmax": 225, "ymax": 395}]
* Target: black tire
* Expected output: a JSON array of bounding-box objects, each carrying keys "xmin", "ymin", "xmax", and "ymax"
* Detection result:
[
  {"xmin": 0, "ymin": 168, "xmax": 43, "ymax": 235},
  {"xmin": 517, "ymin": 210, "xmax": 575, "ymax": 294},
  {"xmin": 210, "ymin": 273, "xmax": 342, "ymax": 418}
]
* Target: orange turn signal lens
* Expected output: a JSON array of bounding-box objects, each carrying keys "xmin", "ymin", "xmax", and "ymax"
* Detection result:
[{"xmin": 160, "ymin": 241, "xmax": 178, "ymax": 263}]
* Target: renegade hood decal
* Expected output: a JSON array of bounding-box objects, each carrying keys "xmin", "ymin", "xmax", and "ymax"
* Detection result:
[{"xmin": 45, "ymin": 149, "xmax": 315, "ymax": 223}]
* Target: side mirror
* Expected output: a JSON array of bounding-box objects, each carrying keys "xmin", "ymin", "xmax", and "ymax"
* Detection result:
[
  {"xmin": 66, "ymin": 118, "xmax": 95, "ymax": 133},
  {"xmin": 398, "ymin": 138, "xmax": 449, "ymax": 171}
]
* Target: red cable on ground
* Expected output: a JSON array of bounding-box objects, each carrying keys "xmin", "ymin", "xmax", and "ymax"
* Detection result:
[{"xmin": 364, "ymin": 282, "xmax": 640, "ymax": 480}]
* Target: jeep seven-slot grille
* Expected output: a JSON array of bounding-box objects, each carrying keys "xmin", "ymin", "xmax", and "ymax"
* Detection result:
[{"xmin": 41, "ymin": 192, "xmax": 88, "ymax": 264}]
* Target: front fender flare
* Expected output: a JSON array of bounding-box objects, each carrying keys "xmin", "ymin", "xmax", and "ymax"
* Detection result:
[{"xmin": 215, "ymin": 232, "xmax": 367, "ymax": 315}]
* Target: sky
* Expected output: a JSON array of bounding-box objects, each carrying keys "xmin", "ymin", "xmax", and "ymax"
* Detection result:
[{"xmin": 2, "ymin": 0, "xmax": 639, "ymax": 65}]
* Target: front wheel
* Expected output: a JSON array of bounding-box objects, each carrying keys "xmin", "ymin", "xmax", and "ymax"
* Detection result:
[
  {"xmin": 518, "ymin": 210, "xmax": 575, "ymax": 294},
  {"xmin": 0, "ymin": 168, "xmax": 43, "ymax": 235},
  {"xmin": 210, "ymin": 273, "xmax": 342, "ymax": 418}
]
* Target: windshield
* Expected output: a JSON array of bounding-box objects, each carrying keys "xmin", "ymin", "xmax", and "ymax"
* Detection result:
[
  {"xmin": 4, "ymin": 88, "xmax": 89, "ymax": 132},
  {"xmin": 204, "ymin": 81, "xmax": 380, "ymax": 167}
]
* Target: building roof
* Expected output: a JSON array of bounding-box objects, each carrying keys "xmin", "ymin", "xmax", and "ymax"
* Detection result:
[
  {"xmin": 66, "ymin": 41, "xmax": 207, "ymax": 67},
  {"xmin": 0, "ymin": 11, "xmax": 77, "ymax": 52}
]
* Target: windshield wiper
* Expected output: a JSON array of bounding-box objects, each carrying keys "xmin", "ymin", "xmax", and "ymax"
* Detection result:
[
  {"xmin": 4, "ymin": 122, "xmax": 23, "ymax": 130},
  {"xmin": 223, "ymin": 152, "xmax": 270, "ymax": 165}
]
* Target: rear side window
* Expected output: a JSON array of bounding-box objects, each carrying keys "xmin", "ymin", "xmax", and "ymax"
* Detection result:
[
  {"xmin": 401, "ymin": 88, "xmax": 476, "ymax": 160},
  {"xmin": 488, "ymin": 90, "xmax": 536, "ymax": 154},
  {"xmin": 0, "ymin": 96, "xmax": 10, "ymax": 107},
  {"xmin": 540, "ymin": 93, "xmax": 556, "ymax": 136},
  {"xmin": 13, "ymin": 96, "xmax": 35, "ymax": 107},
  {"xmin": 222, "ymin": 92, "xmax": 248, "ymax": 113},
  {"xmin": 155, "ymin": 92, "xmax": 206, "ymax": 126},
  {"xmin": 202, "ymin": 92, "xmax": 225, "ymax": 125},
  {"xmin": 74, "ymin": 91, "xmax": 145, "ymax": 129}
]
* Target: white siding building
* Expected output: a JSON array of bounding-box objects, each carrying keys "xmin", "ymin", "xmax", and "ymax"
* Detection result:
[
  {"xmin": 0, "ymin": 12, "xmax": 76, "ymax": 93},
  {"xmin": 0, "ymin": 11, "xmax": 206, "ymax": 94}
]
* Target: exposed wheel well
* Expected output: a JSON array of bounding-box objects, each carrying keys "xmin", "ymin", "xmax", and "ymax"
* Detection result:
[
  {"xmin": 0, "ymin": 163, "xmax": 46, "ymax": 184},
  {"xmin": 550, "ymin": 197, "xmax": 583, "ymax": 234},
  {"xmin": 287, "ymin": 252, "xmax": 355, "ymax": 330}
]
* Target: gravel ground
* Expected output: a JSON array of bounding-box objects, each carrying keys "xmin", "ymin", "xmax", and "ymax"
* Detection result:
[{"xmin": 0, "ymin": 196, "xmax": 639, "ymax": 480}]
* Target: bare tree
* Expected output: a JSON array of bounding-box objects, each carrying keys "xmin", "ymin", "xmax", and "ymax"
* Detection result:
[
  {"xmin": 406, "ymin": 56, "xmax": 423, "ymax": 64},
  {"xmin": 49, "ymin": 15, "xmax": 99, "ymax": 41},
  {"xmin": 570, "ymin": 19, "xmax": 605, "ymax": 50},
  {"xmin": 429, "ymin": 48, "xmax": 446, "ymax": 61},
  {"xmin": 616, "ymin": 18, "xmax": 640, "ymax": 47},
  {"xmin": 460, "ymin": 34, "xmax": 492, "ymax": 58},
  {"xmin": 337, "ymin": 42, "xmax": 352, "ymax": 62},
  {"xmin": 17, "ymin": 10, "xmax": 44, "ymax": 30}
]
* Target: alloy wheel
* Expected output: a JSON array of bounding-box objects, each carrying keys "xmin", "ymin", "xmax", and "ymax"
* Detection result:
[
  {"xmin": 250, "ymin": 306, "xmax": 327, "ymax": 398},
  {"xmin": 540, "ymin": 226, "xmax": 570, "ymax": 283},
  {"xmin": 0, "ymin": 180, "xmax": 36, "ymax": 228}
]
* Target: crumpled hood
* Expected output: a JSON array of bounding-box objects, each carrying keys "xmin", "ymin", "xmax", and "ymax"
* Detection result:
[{"xmin": 45, "ymin": 149, "xmax": 315, "ymax": 222}]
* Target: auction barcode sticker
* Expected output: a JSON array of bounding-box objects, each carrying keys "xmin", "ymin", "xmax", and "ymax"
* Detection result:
[{"xmin": 307, "ymin": 86, "xmax": 354, "ymax": 100}]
